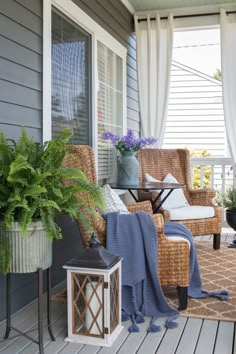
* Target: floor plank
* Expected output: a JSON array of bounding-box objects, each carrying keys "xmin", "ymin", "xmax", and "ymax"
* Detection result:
[
  {"xmin": 194, "ymin": 319, "xmax": 218, "ymax": 354},
  {"xmin": 0, "ymin": 301, "xmax": 62, "ymax": 352},
  {"xmin": 76, "ymin": 344, "xmax": 101, "ymax": 354},
  {"xmin": 17, "ymin": 308, "xmax": 67, "ymax": 354},
  {"xmin": 98, "ymin": 322, "xmax": 130, "ymax": 354},
  {"xmin": 214, "ymin": 321, "xmax": 234, "ymax": 354},
  {"xmin": 136, "ymin": 317, "xmax": 166, "ymax": 354},
  {"xmin": 175, "ymin": 318, "xmax": 202, "ymax": 354},
  {"xmin": 154, "ymin": 317, "xmax": 187, "ymax": 354},
  {"xmin": 57, "ymin": 342, "xmax": 84, "ymax": 354},
  {"xmin": 116, "ymin": 320, "xmax": 150, "ymax": 354}
]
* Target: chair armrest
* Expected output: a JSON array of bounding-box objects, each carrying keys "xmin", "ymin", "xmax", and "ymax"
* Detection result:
[
  {"xmin": 151, "ymin": 213, "xmax": 164, "ymax": 235},
  {"xmin": 127, "ymin": 200, "xmax": 153, "ymax": 214},
  {"xmin": 152, "ymin": 214, "xmax": 190, "ymax": 286},
  {"xmin": 188, "ymin": 188, "xmax": 216, "ymax": 205},
  {"xmin": 158, "ymin": 237, "xmax": 190, "ymax": 286},
  {"xmin": 157, "ymin": 208, "xmax": 171, "ymax": 222}
]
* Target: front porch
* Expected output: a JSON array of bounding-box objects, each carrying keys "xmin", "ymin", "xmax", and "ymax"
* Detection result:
[{"xmin": 0, "ymin": 230, "xmax": 235, "ymax": 354}]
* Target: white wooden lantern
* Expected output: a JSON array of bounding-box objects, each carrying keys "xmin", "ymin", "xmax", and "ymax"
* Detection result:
[{"xmin": 63, "ymin": 234, "xmax": 123, "ymax": 347}]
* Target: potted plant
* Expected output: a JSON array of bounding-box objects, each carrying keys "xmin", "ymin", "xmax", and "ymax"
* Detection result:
[
  {"xmin": 217, "ymin": 187, "xmax": 236, "ymax": 231},
  {"xmin": 0, "ymin": 128, "xmax": 105, "ymax": 274}
]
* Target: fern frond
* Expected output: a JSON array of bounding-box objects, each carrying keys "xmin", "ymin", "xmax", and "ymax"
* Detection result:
[
  {"xmin": 18, "ymin": 207, "xmax": 37, "ymax": 237},
  {"xmin": 40, "ymin": 208, "xmax": 62, "ymax": 240},
  {"xmin": 39, "ymin": 199, "xmax": 61, "ymax": 211},
  {"xmin": 8, "ymin": 155, "xmax": 35, "ymax": 185},
  {"xmin": 23, "ymin": 185, "xmax": 47, "ymax": 197},
  {"xmin": 61, "ymin": 167, "xmax": 88, "ymax": 181}
]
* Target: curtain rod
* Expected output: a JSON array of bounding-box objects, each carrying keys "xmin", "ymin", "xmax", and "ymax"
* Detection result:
[{"xmin": 137, "ymin": 10, "xmax": 236, "ymax": 22}]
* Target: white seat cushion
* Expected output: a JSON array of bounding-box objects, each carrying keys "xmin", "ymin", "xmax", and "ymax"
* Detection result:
[
  {"xmin": 166, "ymin": 235, "xmax": 191, "ymax": 248},
  {"xmin": 167, "ymin": 205, "xmax": 215, "ymax": 221},
  {"xmin": 103, "ymin": 184, "xmax": 129, "ymax": 214},
  {"xmin": 145, "ymin": 172, "xmax": 189, "ymax": 209},
  {"xmin": 145, "ymin": 173, "xmax": 161, "ymax": 183}
]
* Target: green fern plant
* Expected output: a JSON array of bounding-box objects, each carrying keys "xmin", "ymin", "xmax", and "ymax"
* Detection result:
[{"xmin": 0, "ymin": 127, "xmax": 105, "ymax": 273}]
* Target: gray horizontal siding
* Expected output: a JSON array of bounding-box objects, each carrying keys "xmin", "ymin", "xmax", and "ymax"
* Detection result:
[
  {"xmin": 0, "ymin": 0, "xmax": 42, "ymax": 141},
  {"xmin": 163, "ymin": 62, "xmax": 225, "ymax": 156},
  {"xmin": 0, "ymin": 0, "xmax": 42, "ymax": 34},
  {"xmin": 0, "ymin": 13, "xmax": 41, "ymax": 53},
  {"xmin": 0, "ymin": 0, "xmax": 43, "ymax": 322},
  {"xmin": 0, "ymin": 102, "xmax": 41, "ymax": 128},
  {"xmin": 72, "ymin": 0, "xmax": 140, "ymax": 133},
  {"xmin": 15, "ymin": 0, "xmax": 42, "ymax": 17},
  {"xmin": 0, "ymin": 36, "xmax": 41, "ymax": 71},
  {"xmin": 0, "ymin": 58, "xmax": 42, "ymax": 91}
]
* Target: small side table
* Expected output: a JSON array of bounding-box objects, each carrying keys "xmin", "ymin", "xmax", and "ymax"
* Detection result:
[
  {"xmin": 3, "ymin": 267, "xmax": 55, "ymax": 354},
  {"xmin": 110, "ymin": 181, "xmax": 185, "ymax": 213}
]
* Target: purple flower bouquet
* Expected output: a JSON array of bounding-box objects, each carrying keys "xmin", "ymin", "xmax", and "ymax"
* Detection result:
[{"xmin": 102, "ymin": 129, "xmax": 157, "ymax": 152}]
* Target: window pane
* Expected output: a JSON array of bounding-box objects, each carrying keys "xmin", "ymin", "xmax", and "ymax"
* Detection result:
[
  {"xmin": 51, "ymin": 10, "xmax": 91, "ymax": 144},
  {"xmin": 97, "ymin": 41, "xmax": 123, "ymax": 182}
]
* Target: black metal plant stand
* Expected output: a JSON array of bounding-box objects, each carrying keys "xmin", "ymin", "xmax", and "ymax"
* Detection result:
[{"xmin": 3, "ymin": 267, "xmax": 55, "ymax": 354}]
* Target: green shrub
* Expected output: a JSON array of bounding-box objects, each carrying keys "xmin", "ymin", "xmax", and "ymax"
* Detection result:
[{"xmin": 190, "ymin": 149, "xmax": 211, "ymax": 189}]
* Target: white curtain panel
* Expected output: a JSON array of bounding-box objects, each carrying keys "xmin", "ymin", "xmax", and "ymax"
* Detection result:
[
  {"xmin": 134, "ymin": 14, "xmax": 174, "ymax": 146},
  {"xmin": 220, "ymin": 9, "xmax": 236, "ymax": 163}
]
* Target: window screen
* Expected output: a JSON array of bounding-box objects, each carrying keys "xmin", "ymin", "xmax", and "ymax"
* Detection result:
[
  {"xmin": 97, "ymin": 41, "xmax": 124, "ymax": 183},
  {"xmin": 51, "ymin": 10, "xmax": 91, "ymax": 144}
]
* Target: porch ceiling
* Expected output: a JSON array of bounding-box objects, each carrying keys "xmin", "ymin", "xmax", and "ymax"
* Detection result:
[{"xmin": 125, "ymin": 0, "xmax": 236, "ymax": 12}]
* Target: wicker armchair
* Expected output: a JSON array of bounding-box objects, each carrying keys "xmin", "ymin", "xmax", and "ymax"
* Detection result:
[
  {"xmin": 138, "ymin": 148, "xmax": 222, "ymax": 250},
  {"xmin": 64, "ymin": 145, "xmax": 190, "ymax": 310}
]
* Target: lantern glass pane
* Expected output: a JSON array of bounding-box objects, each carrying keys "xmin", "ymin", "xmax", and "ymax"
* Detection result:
[
  {"xmin": 71, "ymin": 273, "xmax": 104, "ymax": 338},
  {"xmin": 110, "ymin": 269, "xmax": 119, "ymax": 333}
]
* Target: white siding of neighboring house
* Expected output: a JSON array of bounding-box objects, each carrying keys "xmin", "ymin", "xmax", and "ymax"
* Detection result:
[{"xmin": 163, "ymin": 61, "xmax": 225, "ymax": 157}]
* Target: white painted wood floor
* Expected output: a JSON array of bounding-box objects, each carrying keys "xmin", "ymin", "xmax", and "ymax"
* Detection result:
[{"xmin": 1, "ymin": 228, "xmax": 236, "ymax": 354}]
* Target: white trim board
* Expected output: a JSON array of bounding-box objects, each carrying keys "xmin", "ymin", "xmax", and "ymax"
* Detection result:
[
  {"xmin": 120, "ymin": 0, "xmax": 135, "ymax": 14},
  {"xmin": 135, "ymin": 3, "xmax": 236, "ymax": 18}
]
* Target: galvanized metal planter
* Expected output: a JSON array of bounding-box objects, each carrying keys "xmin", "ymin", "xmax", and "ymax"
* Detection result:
[
  {"xmin": 5, "ymin": 221, "xmax": 52, "ymax": 273},
  {"xmin": 117, "ymin": 151, "xmax": 139, "ymax": 186}
]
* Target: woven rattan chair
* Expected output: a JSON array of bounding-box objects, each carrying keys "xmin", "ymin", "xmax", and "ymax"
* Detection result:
[
  {"xmin": 138, "ymin": 148, "xmax": 222, "ymax": 250},
  {"xmin": 64, "ymin": 145, "xmax": 190, "ymax": 310}
]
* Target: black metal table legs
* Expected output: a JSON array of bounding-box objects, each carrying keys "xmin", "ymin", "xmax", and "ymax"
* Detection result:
[{"xmin": 3, "ymin": 267, "xmax": 55, "ymax": 354}]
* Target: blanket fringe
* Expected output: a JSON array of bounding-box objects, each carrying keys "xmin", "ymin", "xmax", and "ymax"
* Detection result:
[
  {"xmin": 128, "ymin": 315, "xmax": 140, "ymax": 333},
  {"xmin": 165, "ymin": 314, "xmax": 179, "ymax": 329},
  {"xmin": 121, "ymin": 309, "xmax": 129, "ymax": 322},
  {"xmin": 131, "ymin": 284, "xmax": 145, "ymax": 323},
  {"xmin": 147, "ymin": 317, "xmax": 161, "ymax": 333},
  {"xmin": 207, "ymin": 289, "xmax": 229, "ymax": 301},
  {"xmin": 135, "ymin": 313, "xmax": 145, "ymax": 323}
]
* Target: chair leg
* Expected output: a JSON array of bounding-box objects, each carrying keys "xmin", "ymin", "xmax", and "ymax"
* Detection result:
[
  {"xmin": 177, "ymin": 286, "xmax": 188, "ymax": 311},
  {"xmin": 213, "ymin": 233, "xmax": 221, "ymax": 250}
]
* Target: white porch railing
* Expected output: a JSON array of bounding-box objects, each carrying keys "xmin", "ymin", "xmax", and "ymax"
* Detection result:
[
  {"xmin": 190, "ymin": 157, "xmax": 236, "ymax": 224},
  {"xmin": 190, "ymin": 157, "xmax": 236, "ymax": 192}
]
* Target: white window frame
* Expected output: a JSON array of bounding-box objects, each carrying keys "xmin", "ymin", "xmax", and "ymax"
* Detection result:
[{"xmin": 43, "ymin": 0, "xmax": 127, "ymax": 163}]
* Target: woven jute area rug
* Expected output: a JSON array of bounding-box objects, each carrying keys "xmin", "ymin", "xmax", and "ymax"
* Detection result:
[
  {"xmin": 164, "ymin": 241, "xmax": 236, "ymax": 322},
  {"xmin": 52, "ymin": 241, "xmax": 236, "ymax": 322}
]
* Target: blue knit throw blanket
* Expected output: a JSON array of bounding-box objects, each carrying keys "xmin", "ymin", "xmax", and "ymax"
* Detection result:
[
  {"xmin": 106, "ymin": 211, "xmax": 179, "ymax": 332},
  {"xmin": 164, "ymin": 222, "xmax": 229, "ymax": 300},
  {"xmin": 106, "ymin": 212, "xmax": 229, "ymax": 333}
]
